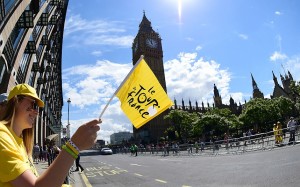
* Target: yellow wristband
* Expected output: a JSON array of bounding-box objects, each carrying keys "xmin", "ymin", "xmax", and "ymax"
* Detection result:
[
  {"xmin": 66, "ymin": 142, "xmax": 79, "ymax": 155},
  {"xmin": 62, "ymin": 145, "xmax": 78, "ymax": 159}
]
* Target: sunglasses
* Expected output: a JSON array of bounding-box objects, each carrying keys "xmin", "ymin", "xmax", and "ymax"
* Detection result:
[{"xmin": 22, "ymin": 97, "xmax": 39, "ymax": 111}]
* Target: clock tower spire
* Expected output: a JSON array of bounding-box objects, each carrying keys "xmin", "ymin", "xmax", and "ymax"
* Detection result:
[{"xmin": 132, "ymin": 12, "xmax": 169, "ymax": 143}]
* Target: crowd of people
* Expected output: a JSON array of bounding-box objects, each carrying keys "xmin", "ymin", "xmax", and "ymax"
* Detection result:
[
  {"xmin": 113, "ymin": 117, "xmax": 299, "ymax": 157},
  {"xmin": 32, "ymin": 143, "xmax": 61, "ymax": 165}
]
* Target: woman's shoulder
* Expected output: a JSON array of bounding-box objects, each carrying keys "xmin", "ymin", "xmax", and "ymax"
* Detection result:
[{"xmin": 0, "ymin": 121, "xmax": 10, "ymax": 133}]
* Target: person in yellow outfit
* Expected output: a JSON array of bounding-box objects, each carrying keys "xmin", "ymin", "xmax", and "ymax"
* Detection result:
[
  {"xmin": 276, "ymin": 121, "xmax": 283, "ymax": 144},
  {"xmin": 0, "ymin": 84, "xmax": 101, "ymax": 187},
  {"xmin": 273, "ymin": 123, "xmax": 278, "ymax": 144}
]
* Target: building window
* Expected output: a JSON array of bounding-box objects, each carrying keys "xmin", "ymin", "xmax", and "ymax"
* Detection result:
[
  {"xmin": 4, "ymin": 0, "xmax": 17, "ymax": 14},
  {"xmin": 0, "ymin": 58, "xmax": 7, "ymax": 84},
  {"xmin": 18, "ymin": 10, "xmax": 34, "ymax": 28},
  {"xmin": 28, "ymin": 71, "xmax": 35, "ymax": 86},
  {"xmin": 16, "ymin": 53, "xmax": 30, "ymax": 83}
]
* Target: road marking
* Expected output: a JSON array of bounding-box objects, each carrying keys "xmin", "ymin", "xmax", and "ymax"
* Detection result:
[
  {"xmin": 158, "ymin": 159, "xmax": 183, "ymax": 162},
  {"xmin": 80, "ymin": 172, "xmax": 92, "ymax": 187},
  {"xmin": 155, "ymin": 179, "xmax": 167, "ymax": 183},
  {"xmin": 182, "ymin": 185, "xmax": 192, "ymax": 187},
  {"xmin": 115, "ymin": 167, "xmax": 121, "ymax": 169},
  {"xmin": 130, "ymin": 163, "xmax": 142, "ymax": 166},
  {"xmin": 134, "ymin": 173, "xmax": 143, "ymax": 177}
]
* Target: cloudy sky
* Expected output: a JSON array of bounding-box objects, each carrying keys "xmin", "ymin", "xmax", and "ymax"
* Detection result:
[{"xmin": 61, "ymin": 0, "xmax": 300, "ymax": 143}]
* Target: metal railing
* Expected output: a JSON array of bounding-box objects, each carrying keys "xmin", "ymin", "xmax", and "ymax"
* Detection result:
[{"xmin": 115, "ymin": 128, "xmax": 300, "ymax": 157}]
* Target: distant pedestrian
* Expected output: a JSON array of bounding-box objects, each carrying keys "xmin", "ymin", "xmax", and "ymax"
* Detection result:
[
  {"xmin": 74, "ymin": 154, "xmax": 84, "ymax": 172},
  {"xmin": 194, "ymin": 142, "xmax": 199, "ymax": 153},
  {"xmin": 134, "ymin": 144, "xmax": 138, "ymax": 156},
  {"xmin": 200, "ymin": 141, "xmax": 205, "ymax": 152},
  {"xmin": 287, "ymin": 117, "xmax": 297, "ymax": 143},
  {"xmin": 33, "ymin": 144, "xmax": 40, "ymax": 164}
]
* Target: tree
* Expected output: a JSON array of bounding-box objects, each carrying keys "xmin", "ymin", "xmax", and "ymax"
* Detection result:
[
  {"xmin": 164, "ymin": 109, "xmax": 189, "ymax": 142},
  {"xmin": 290, "ymin": 80, "xmax": 300, "ymax": 114},
  {"xmin": 273, "ymin": 96, "xmax": 296, "ymax": 120},
  {"xmin": 239, "ymin": 98, "xmax": 275, "ymax": 132},
  {"xmin": 239, "ymin": 97, "xmax": 296, "ymax": 132}
]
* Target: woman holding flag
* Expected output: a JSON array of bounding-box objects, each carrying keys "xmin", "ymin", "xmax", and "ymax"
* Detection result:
[{"xmin": 0, "ymin": 83, "xmax": 101, "ymax": 187}]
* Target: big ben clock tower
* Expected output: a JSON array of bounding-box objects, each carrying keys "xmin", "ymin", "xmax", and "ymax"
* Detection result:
[{"xmin": 132, "ymin": 12, "xmax": 169, "ymax": 143}]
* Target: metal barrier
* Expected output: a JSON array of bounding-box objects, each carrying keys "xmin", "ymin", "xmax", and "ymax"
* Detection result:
[{"xmin": 116, "ymin": 128, "xmax": 300, "ymax": 157}]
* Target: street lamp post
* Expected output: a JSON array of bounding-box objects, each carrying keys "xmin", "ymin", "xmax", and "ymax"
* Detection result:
[{"xmin": 67, "ymin": 98, "xmax": 71, "ymax": 139}]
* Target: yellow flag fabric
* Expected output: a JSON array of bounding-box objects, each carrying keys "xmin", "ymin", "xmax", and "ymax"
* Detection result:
[{"xmin": 116, "ymin": 59, "xmax": 173, "ymax": 129}]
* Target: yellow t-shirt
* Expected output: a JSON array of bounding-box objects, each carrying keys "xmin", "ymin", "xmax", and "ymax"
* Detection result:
[{"xmin": 0, "ymin": 122, "xmax": 38, "ymax": 187}]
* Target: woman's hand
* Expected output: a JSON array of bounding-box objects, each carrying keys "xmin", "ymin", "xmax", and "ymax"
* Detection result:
[{"xmin": 71, "ymin": 119, "xmax": 101, "ymax": 150}]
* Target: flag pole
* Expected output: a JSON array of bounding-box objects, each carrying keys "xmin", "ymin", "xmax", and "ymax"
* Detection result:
[{"xmin": 99, "ymin": 55, "xmax": 145, "ymax": 120}]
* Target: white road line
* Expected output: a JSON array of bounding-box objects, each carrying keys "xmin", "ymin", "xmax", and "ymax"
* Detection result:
[
  {"xmin": 158, "ymin": 159, "xmax": 183, "ymax": 162},
  {"xmin": 134, "ymin": 173, "xmax": 143, "ymax": 177},
  {"xmin": 155, "ymin": 179, "xmax": 167, "ymax": 183},
  {"xmin": 182, "ymin": 185, "xmax": 192, "ymax": 187},
  {"xmin": 130, "ymin": 163, "xmax": 142, "ymax": 166}
]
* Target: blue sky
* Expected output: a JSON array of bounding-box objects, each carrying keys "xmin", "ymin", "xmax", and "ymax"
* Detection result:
[{"xmin": 61, "ymin": 0, "xmax": 300, "ymax": 143}]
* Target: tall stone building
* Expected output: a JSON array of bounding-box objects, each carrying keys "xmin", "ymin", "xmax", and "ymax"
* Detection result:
[
  {"xmin": 132, "ymin": 12, "xmax": 169, "ymax": 143},
  {"xmin": 0, "ymin": 0, "xmax": 69, "ymax": 146},
  {"xmin": 172, "ymin": 84, "xmax": 243, "ymax": 116},
  {"xmin": 271, "ymin": 71, "xmax": 296, "ymax": 101},
  {"xmin": 251, "ymin": 73, "xmax": 264, "ymax": 99}
]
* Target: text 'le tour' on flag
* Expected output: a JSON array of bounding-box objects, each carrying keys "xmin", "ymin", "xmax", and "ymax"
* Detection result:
[{"xmin": 115, "ymin": 57, "xmax": 173, "ymax": 129}]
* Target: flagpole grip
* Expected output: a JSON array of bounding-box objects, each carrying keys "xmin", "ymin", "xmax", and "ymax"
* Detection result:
[{"xmin": 99, "ymin": 94, "xmax": 115, "ymax": 120}]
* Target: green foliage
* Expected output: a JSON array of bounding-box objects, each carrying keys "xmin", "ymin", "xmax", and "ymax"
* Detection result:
[
  {"xmin": 290, "ymin": 81, "xmax": 300, "ymax": 114},
  {"xmin": 165, "ymin": 95, "xmax": 298, "ymax": 142},
  {"xmin": 290, "ymin": 80, "xmax": 300, "ymax": 95},
  {"xmin": 239, "ymin": 97, "xmax": 295, "ymax": 132}
]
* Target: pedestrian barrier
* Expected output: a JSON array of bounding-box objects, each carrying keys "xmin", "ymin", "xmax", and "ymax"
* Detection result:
[{"xmin": 115, "ymin": 128, "xmax": 300, "ymax": 157}]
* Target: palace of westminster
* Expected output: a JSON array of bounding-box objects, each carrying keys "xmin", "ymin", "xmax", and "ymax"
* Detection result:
[{"xmin": 0, "ymin": 1, "xmax": 297, "ymax": 144}]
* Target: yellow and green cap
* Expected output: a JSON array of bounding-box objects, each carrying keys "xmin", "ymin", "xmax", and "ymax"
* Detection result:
[{"xmin": 8, "ymin": 84, "xmax": 44, "ymax": 107}]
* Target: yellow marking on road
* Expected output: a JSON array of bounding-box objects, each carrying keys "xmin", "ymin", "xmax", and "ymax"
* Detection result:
[
  {"xmin": 80, "ymin": 172, "xmax": 92, "ymax": 187},
  {"xmin": 134, "ymin": 173, "xmax": 143, "ymax": 177},
  {"xmin": 182, "ymin": 185, "xmax": 192, "ymax": 187},
  {"xmin": 155, "ymin": 179, "xmax": 167, "ymax": 183}
]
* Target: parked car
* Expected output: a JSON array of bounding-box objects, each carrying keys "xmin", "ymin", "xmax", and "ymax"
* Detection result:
[{"xmin": 100, "ymin": 148, "xmax": 113, "ymax": 155}]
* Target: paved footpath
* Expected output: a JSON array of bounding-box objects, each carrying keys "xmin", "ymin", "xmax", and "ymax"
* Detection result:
[{"xmin": 34, "ymin": 161, "xmax": 87, "ymax": 187}]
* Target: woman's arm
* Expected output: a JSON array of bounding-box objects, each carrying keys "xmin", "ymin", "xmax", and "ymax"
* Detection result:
[
  {"xmin": 10, "ymin": 119, "xmax": 100, "ymax": 187},
  {"xmin": 11, "ymin": 149, "xmax": 74, "ymax": 187}
]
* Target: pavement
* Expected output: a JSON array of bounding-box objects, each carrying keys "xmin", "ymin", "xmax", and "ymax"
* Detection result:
[{"xmin": 34, "ymin": 161, "xmax": 87, "ymax": 187}]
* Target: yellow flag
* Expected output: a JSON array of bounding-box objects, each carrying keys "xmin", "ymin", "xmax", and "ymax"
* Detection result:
[{"xmin": 116, "ymin": 58, "xmax": 173, "ymax": 129}]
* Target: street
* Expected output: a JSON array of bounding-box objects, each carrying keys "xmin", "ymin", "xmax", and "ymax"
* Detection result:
[{"xmin": 80, "ymin": 145, "xmax": 300, "ymax": 187}]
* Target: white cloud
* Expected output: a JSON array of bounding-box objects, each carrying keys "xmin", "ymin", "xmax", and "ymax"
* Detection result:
[
  {"xmin": 185, "ymin": 37, "xmax": 194, "ymax": 41},
  {"xmin": 62, "ymin": 60, "xmax": 132, "ymax": 108},
  {"xmin": 275, "ymin": 11, "xmax": 282, "ymax": 15},
  {"xmin": 264, "ymin": 94, "xmax": 271, "ymax": 99},
  {"xmin": 164, "ymin": 52, "xmax": 232, "ymax": 104},
  {"xmin": 64, "ymin": 14, "xmax": 134, "ymax": 47},
  {"xmin": 238, "ymin": 34, "xmax": 248, "ymax": 40},
  {"xmin": 91, "ymin": 50, "xmax": 102, "ymax": 56},
  {"xmin": 195, "ymin": 45, "xmax": 203, "ymax": 51},
  {"xmin": 270, "ymin": 51, "xmax": 287, "ymax": 61},
  {"xmin": 285, "ymin": 55, "xmax": 300, "ymax": 80}
]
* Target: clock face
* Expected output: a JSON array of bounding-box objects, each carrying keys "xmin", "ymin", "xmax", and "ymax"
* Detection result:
[{"xmin": 146, "ymin": 38, "xmax": 158, "ymax": 48}]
